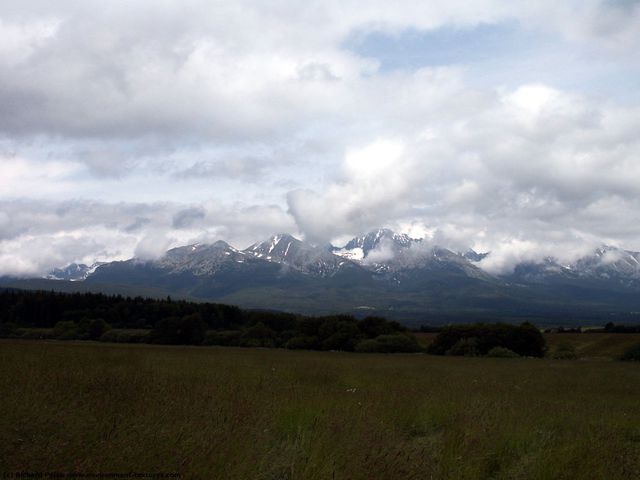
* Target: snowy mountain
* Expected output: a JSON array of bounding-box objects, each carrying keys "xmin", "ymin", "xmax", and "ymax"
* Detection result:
[
  {"xmin": 506, "ymin": 246, "xmax": 640, "ymax": 285},
  {"xmin": 245, "ymin": 234, "xmax": 360, "ymax": 277},
  {"xmin": 157, "ymin": 241, "xmax": 258, "ymax": 275},
  {"xmin": 47, "ymin": 262, "xmax": 105, "ymax": 281},
  {"xmin": 332, "ymin": 228, "xmax": 418, "ymax": 261},
  {"xmin": 572, "ymin": 246, "xmax": 640, "ymax": 280},
  {"xmin": 33, "ymin": 230, "xmax": 640, "ymax": 323},
  {"xmin": 332, "ymin": 229, "xmax": 492, "ymax": 282},
  {"xmin": 46, "ymin": 231, "xmax": 640, "ymax": 287}
]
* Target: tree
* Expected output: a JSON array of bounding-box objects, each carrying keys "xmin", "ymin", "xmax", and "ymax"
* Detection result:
[
  {"xmin": 427, "ymin": 323, "xmax": 546, "ymax": 357},
  {"xmin": 151, "ymin": 314, "xmax": 206, "ymax": 345},
  {"xmin": 88, "ymin": 319, "xmax": 110, "ymax": 340},
  {"xmin": 355, "ymin": 334, "xmax": 421, "ymax": 353}
]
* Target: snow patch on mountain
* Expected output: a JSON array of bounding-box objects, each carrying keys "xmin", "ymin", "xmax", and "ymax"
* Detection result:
[
  {"xmin": 47, "ymin": 262, "xmax": 106, "ymax": 281},
  {"xmin": 45, "ymin": 230, "xmax": 640, "ymax": 289},
  {"xmin": 245, "ymin": 234, "xmax": 358, "ymax": 277}
]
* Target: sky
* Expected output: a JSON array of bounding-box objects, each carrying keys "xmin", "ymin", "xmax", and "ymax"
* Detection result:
[{"xmin": 1, "ymin": 0, "xmax": 640, "ymax": 275}]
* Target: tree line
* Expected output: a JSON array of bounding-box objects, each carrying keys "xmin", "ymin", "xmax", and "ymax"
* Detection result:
[
  {"xmin": 0, "ymin": 289, "xmax": 558, "ymax": 356},
  {"xmin": 0, "ymin": 289, "xmax": 420, "ymax": 353}
]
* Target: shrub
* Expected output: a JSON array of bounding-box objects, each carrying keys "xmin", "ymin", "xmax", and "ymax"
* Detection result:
[
  {"xmin": 204, "ymin": 330, "xmax": 243, "ymax": 346},
  {"xmin": 181, "ymin": 314, "xmax": 207, "ymax": 345},
  {"xmin": 446, "ymin": 337, "xmax": 480, "ymax": 356},
  {"xmin": 487, "ymin": 346, "xmax": 520, "ymax": 358},
  {"xmin": 87, "ymin": 319, "xmax": 110, "ymax": 340},
  {"xmin": 321, "ymin": 332, "xmax": 360, "ymax": 351},
  {"xmin": 98, "ymin": 330, "xmax": 121, "ymax": 343},
  {"xmin": 53, "ymin": 321, "xmax": 79, "ymax": 340},
  {"xmin": 12, "ymin": 328, "xmax": 54, "ymax": 340},
  {"xmin": 285, "ymin": 336, "xmax": 320, "ymax": 350},
  {"xmin": 354, "ymin": 334, "xmax": 421, "ymax": 353},
  {"xmin": 243, "ymin": 337, "xmax": 276, "ymax": 348},
  {"xmin": 0, "ymin": 322, "xmax": 18, "ymax": 337},
  {"xmin": 353, "ymin": 339, "xmax": 379, "ymax": 353},
  {"xmin": 428, "ymin": 323, "xmax": 546, "ymax": 357},
  {"xmin": 151, "ymin": 314, "xmax": 207, "ymax": 345},
  {"xmin": 620, "ymin": 343, "xmax": 640, "ymax": 361},
  {"xmin": 552, "ymin": 343, "xmax": 577, "ymax": 360},
  {"xmin": 239, "ymin": 322, "xmax": 278, "ymax": 347},
  {"xmin": 98, "ymin": 329, "xmax": 149, "ymax": 343},
  {"xmin": 358, "ymin": 316, "xmax": 405, "ymax": 337}
]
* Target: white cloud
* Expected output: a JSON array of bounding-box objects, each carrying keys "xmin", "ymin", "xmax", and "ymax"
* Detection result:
[
  {"xmin": 134, "ymin": 231, "xmax": 174, "ymax": 261},
  {"xmin": 0, "ymin": 17, "xmax": 59, "ymax": 66},
  {"xmin": 363, "ymin": 240, "xmax": 396, "ymax": 264},
  {"xmin": 0, "ymin": 0, "xmax": 639, "ymax": 275}
]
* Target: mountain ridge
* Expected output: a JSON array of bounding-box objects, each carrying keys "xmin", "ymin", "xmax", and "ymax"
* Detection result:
[{"xmin": 24, "ymin": 229, "xmax": 640, "ymax": 324}]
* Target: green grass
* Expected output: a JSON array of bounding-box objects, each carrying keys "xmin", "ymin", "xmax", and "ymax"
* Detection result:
[{"xmin": 1, "ymin": 340, "xmax": 640, "ymax": 479}]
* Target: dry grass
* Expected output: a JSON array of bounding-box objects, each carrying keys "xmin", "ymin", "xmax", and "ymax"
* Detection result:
[{"xmin": 1, "ymin": 339, "xmax": 640, "ymax": 479}]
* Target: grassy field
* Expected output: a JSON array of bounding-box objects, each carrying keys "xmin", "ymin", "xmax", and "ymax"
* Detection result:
[{"xmin": 1, "ymin": 340, "xmax": 640, "ymax": 479}]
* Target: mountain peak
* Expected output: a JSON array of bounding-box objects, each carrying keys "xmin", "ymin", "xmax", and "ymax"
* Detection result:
[
  {"xmin": 244, "ymin": 233, "xmax": 357, "ymax": 277},
  {"xmin": 335, "ymin": 228, "xmax": 418, "ymax": 261},
  {"xmin": 246, "ymin": 234, "xmax": 301, "ymax": 258},
  {"xmin": 46, "ymin": 262, "xmax": 105, "ymax": 281}
]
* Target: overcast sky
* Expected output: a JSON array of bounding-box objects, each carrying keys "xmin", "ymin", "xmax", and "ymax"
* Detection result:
[{"xmin": 1, "ymin": 0, "xmax": 640, "ymax": 275}]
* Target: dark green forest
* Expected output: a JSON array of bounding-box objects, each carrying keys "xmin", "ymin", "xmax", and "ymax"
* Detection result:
[
  {"xmin": 0, "ymin": 289, "xmax": 568, "ymax": 356},
  {"xmin": 0, "ymin": 289, "xmax": 421, "ymax": 352}
]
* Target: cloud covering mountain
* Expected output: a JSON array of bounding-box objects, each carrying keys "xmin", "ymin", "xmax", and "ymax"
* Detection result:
[{"xmin": 1, "ymin": 0, "xmax": 640, "ymax": 276}]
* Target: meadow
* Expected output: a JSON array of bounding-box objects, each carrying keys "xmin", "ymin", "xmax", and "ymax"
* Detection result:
[{"xmin": 1, "ymin": 338, "xmax": 640, "ymax": 479}]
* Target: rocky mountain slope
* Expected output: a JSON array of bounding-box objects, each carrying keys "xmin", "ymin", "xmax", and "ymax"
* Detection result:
[{"xmin": 27, "ymin": 229, "xmax": 640, "ymax": 324}]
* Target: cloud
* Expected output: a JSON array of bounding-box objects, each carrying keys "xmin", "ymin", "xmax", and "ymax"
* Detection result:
[
  {"xmin": 288, "ymin": 82, "xmax": 640, "ymax": 271},
  {"xmin": 287, "ymin": 137, "xmax": 415, "ymax": 242},
  {"xmin": 173, "ymin": 157, "xmax": 269, "ymax": 182},
  {"xmin": 363, "ymin": 240, "xmax": 396, "ymax": 264},
  {"xmin": 0, "ymin": 1, "xmax": 635, "ymax": 144},
  {"xmin": 0, "ymin": 199, "xmax": 295, "ymax": 275},
  {"xmin": 1, "ymin": 1, "xmax": 639, "ymax": 275},
  {"xmin": 172, "ymin": 207, "xmax": 205, "ymax": 229},
  {"xmin": 134, "ymin": 231, "xmax": 174, "ymax": 261}
]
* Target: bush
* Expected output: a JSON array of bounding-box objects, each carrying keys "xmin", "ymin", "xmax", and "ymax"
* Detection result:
[
  {"xmin": 0, "ymin": 322, "xmax": 18, "ymax": 338},
  {"xmin": 53, "ymin": 321, "xmax": 79, "ymax": 340},
  {"xmin": 446, "ymin": 337, "xmax": 480, "ymax": 356},
  {"xmin": 353, "ymin": 339, "xmax": 379, "ymax": 353},
  {"xmin": 321, "ymin": 332, "xmax": 361, "ymax": 351},
  {"xmin": 428, "ymin": 323, "xmax": 546, "ymax": 357},
  {"xmin": 487, "ymin": 346, "xmax": 520, "ymax": 358},
  {"xmin": 89, "ymin": 319, "xmax": 110, "ymax": 340},
  {"xmin": 354, "ymin": 334, "xmax": 421, "ymax": 353},
  {"xmin": 242, "ymin": 322, "xmax": 276, "ymax": 343},
  {"xmin": 358, "ymin": 316, "xmax": 405, "ymax": 337},
  {"xmin": 151, "ymin": 314, "xmax": 207, "ymax": 345},
  {"xmin": 620, "ymin": 343, "xmax": 640, "ymax": 361},
  {"xmin": 98, "ymin": 329, "xmax": 150, "ymax": 343},
  {"xmin": 243, "ymin": 337, "xmax": 276, "ymax": 348},
  {"xmin": 285, "ymin": 336, "xmax": 320, "ymax": 350},
  {"xmin": 204, "ymin": 330, "xmax": 243, "ymax": 346},
  {"xmin": 552, "ymin": 343, "xmax": 577, "ymax": 360},
  {"xmin": 98, "ymin": 330, "xmax": 123, "ymax": 343},
  {"xmin": 12, "ymin": 328, "xmax": 54, "ymax": 340}
]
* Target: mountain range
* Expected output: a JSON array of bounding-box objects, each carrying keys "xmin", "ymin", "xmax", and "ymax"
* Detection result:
[{"xmin": 4, "ymin": 228, "xmax": 640, "ymax": 326}]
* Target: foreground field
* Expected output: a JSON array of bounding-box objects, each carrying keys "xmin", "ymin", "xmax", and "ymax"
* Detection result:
[{"xmin": 1, "ymin": 341, "xmax": 640, "ymax": 479}]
